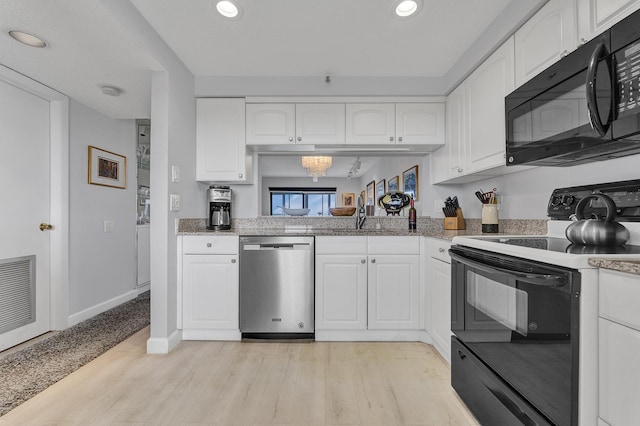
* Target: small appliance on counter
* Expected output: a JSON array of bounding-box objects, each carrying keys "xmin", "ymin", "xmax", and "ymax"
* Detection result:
[{"xmin": 207, "ymin": 185, "xmax": 231, "ymax": 230}]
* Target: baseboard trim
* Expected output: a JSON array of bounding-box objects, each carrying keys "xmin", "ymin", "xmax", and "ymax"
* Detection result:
[
  {"xmin": 182, "ymin": 329, "xmax": 241, "ymax": 341},
  {"xmin": 67, "ymin": 290, "xmax": 138, "ymax": 327},
  {"xmin": 146, "ymin": 329, "xmax": 182, "ymax": 354},
  {"xmin": 136, "ymin": 283, "xmax": 150, "ymax": 294}
]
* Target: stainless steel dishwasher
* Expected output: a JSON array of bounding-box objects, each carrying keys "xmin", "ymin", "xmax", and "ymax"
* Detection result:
[{"xmin": 239, "ymin": 236, "xmax": 314, "ymax": 338}]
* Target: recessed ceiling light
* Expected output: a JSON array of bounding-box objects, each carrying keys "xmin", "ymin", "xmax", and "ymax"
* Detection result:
[
  {"xmin": 8, "ymin": 30, "xmax": 47, "ymax": 48},
  {"xmin": 393, "ymin": 0, "xmax": 422, "ymax": 18},
  {"xmin": 216, "ymin": 1, "xmax": 241, "ymax": 18},
  {"xmin": 100, "ymin": 85, "xmax": 123, "ymax": 97}
]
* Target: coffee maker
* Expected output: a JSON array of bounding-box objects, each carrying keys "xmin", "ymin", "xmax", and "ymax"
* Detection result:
[{"xmin": 207, "ymin": 185, "xmax": 232, "ymax": 230}]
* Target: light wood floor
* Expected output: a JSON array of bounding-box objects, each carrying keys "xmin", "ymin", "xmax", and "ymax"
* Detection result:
[{"xmin": 0, "ymin": 327, "xmax": 478, "ymax": 426}]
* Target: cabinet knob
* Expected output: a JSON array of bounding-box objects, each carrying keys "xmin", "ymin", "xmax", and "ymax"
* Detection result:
[
  {"xmin": 371, "ymin": 258, "xmax": 376, "ymax": 263},
  {"xmin": 297, "ymin": 136, "xmax": 302, "ymax": 142},
  {"xmin": 231, "ymin": 259, "xmax": 236, "ymax": 263},
  {"xmin": 560, "ymin": 49, "xmax": 569, "ymax": 58},
  {"xmin": 289, "ymin": 137, "xmax": 293, "ymax": 142},
  {"xmin": 206, "ymin": 243, "xmax": 212, "ymax": 247},
  {"xmin": 361, "ymin": 259, "xmax": 366, "ymax": 264},
  {"xmin": 238, "ymin": 173, "xmax": 243, "ymax": 179},
  {"xmin": 457, "ymin": 167, "xmax": 463, "ymax": 173},
  {"xmin": 398, "ymin": 136, "xmax": 403, "ymax": 142},
  {"xmin": 389, "ymin": 136, "xmax": 394, "ymax": 142},
  {"xmin": 579, "ymin": 37, "xmax": 587, "ymax": 46},
  {"xmin": 438, "ymin": 247, "xmax": 445, "ymax": 253}
]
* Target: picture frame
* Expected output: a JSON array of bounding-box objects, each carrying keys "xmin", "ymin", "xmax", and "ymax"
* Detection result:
[
  {"xmin": 366, "ymin": 180, "xmax": 375, "ymax": 206},
  {"xmin": 388, "ymin": 175, "xmax": 399, "ymax": 192},
  {"xmin": 88, "ymin": 145, "xmax": 126, "ymax": 189},
  {"xmin": 360, "ymin": 190, "xmax": 366, "ymax": 204},
  {"xmin": 342, "ymin": 192, "xmax": 355, "ymax": 207},
  {"xmin": 376, "ymin": 179, "xmax": 386, "ymax": 202},
  {"xmin": 402, "ymin": 165, "xmax": 419, "ymax": 201}
]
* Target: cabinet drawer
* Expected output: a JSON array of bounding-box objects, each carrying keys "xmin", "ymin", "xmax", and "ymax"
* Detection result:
[
  {"xmin": 599, "ymin": 269, "xmax": 640, "ymax": 331},
  {"xmin": 316, "ymin": 236, "xmax": 367, "ymax": 255},
  {"xmin": 428, "ymin": 238, "xmax": 451, "ymax": 263},
  {"xmin": 368, "ymin": 236, "xmax": 419, "ymax": 255},
  {"xmin": 182, "ymin": 235, "xmax": 239, "ymax": 255}
]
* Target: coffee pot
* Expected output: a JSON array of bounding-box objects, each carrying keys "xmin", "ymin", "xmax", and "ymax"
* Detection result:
[
  {"xmin": 565, "ymin": 193, "xmax": 629, "ymax": 246},
  {"xmin": 208, "ymin": 186, "xmax": 231, "ymax": 230}
]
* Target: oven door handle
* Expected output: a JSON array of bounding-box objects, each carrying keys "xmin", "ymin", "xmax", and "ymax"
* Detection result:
[{"xmin": 449, "ymin": 251, "xmax": 567, "ymax": 287}]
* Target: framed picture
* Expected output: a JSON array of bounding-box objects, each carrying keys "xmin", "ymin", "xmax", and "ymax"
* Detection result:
[
  {"xmin": 376, "ymin": 179, "xmax": 386, "ymax": 202},
  {"xmin": 360, "ymin": 190, "xmax": 366, "ymax": 204},
  {"xmin": 402, "ymin": 165, "xmax": 419, "ymax": 201},
  {"xmin": 342, "ymin": 192, "xmax": 355, "ymax": 207},
  {"xmin": 366, "ymin": 180, "xmax": 375, "ymax": 205},
  {"xmin": 388, "ymin": 175, "xmax": 399, "ymax": 192},
  {"xmin": 88, "ymin": 145, "xmax": 126, "ymax": 189}
]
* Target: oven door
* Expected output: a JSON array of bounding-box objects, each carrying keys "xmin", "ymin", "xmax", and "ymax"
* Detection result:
[{"xmin": 449, "ymin": 245, "xmax": 581, "ymax": 426}]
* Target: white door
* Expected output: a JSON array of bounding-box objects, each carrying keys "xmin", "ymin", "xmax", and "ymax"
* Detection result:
[{"xmin": 0, "ymin": 79, "xmax": 51, "ymax": 351}]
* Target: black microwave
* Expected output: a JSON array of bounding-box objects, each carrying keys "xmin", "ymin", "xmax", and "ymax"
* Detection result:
[{"xmin": 506, "ymin": 9, "xmax": 640, "ymax": 167}]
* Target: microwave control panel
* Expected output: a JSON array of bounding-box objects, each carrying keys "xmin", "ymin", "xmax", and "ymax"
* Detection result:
[
  {"xmin": 548, "ymin": 179, "xmax": 640, "ymax": 221},
  {"xmin": 616, "ymin": 40, "xmax": 640, "ymax": 115}
]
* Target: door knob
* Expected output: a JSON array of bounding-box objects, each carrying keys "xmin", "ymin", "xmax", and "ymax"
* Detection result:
[{"xmin": 39, "ymin": 223, "xmax": 53, "ymax": 231}]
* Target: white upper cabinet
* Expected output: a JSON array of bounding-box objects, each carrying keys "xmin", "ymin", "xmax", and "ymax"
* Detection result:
[
  {"xmin": 578, "ymin": 0, "xmax": 640, "ymax": 44},
  {"xmin": 196, "ymin": 98, "xmax": 249, "ymax": 183},
  {"xmin": 395, "ymin": 103, "xmax": 445, "ymax": 145},
  {"xmin": 245, "ymin": 103, "xmax": 295, "ymax": 145},
  {"xmin": 515, "ymin": 0, "xmax": 577, "ymax": 87},
  {"xmin": 465, "ymin": 36, "xmax": 515, "ymax": 175},
  {"xmin": 432, "ymin": 84, "xmax": 466, "ymax": 183},
  {"xmin": 295, "ymin": 103, "xmax": 345, "ymax": 145},
  {"xmin": 346, "ymin": 103, "xmax": 396, "ymax": 144}
]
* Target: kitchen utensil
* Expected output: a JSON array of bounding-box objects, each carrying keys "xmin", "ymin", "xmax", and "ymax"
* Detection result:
[
  {"xmin": 329, "ymin": 207, "xmax": 356, "ymax": 216},
  {"xmin": 565, "ymin": 193, "xmax": 630, "ymax": 246}
]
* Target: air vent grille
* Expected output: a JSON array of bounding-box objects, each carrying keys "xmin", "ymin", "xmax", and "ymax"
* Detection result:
[{"xmin": 0, "ymin": 256, "xmax": 35, "ymax": 334}]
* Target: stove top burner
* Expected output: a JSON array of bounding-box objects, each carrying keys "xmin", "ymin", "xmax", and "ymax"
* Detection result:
[{"xmin": 482, "ymin": 237, "xmax": 640, "ymax": 255}]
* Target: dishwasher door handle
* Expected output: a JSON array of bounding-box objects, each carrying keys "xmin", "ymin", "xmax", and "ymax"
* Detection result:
[{"xmin": 242, "ymin": 243, "xmax": 311, "ymax": 250}]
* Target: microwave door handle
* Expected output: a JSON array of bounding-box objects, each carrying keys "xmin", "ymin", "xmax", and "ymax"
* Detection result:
[
  {"xmin": 586, "ymin": 42, "xmax": 611, "ymax": 136},
  {"xmin": 449, "ymin": 251, "xmax": 566, "ymax": 287}
]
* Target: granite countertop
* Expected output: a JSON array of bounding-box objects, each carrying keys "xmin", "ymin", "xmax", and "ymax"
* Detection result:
[
  {"xmin": 177, "ymin": 217, "xmax": 549, "ymax": 241},
  {"xmin": 588, "ymin": 258, "xmax": 640, "ymax": 275}
]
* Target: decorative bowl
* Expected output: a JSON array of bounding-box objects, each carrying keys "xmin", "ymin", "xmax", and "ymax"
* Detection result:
[
  {"xmin": 329, "ymin": 207, "xmax": 356, "ymax": 216},
  {"xmin": 279, "ymin": 207, "xmax": 310, "ymax": 216}
]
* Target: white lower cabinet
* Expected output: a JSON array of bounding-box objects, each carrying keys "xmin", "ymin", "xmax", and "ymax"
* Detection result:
[
  {"xmin": 427, "ymin": 239, "xmax": 452, "ymax": 363},
  {"xmin": 180, "ymin": 236, "xmax": 240, "ymax": 340},
  {"xmin": 598, "ymin": 269, "xmax": 640, "ymax": 426},
  {"xmin": 315, "ymin": 236, "xmax": 421, "ymax": 339}
]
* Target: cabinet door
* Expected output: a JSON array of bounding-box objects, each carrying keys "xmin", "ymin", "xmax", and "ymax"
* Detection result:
[
  {"xmin": 395, "ymin": 103, "xmax": 445, "ymax": 145},
  {"xmin": 196, "ymin": 98, "xmax": 247, "ymax": 182},
  {"xmin": 432, "ymin": 84, "xmax": 466, "ymax": 183},
  {"xmin": 346, "ymin": 103, "xmax": 396, "ymax": 144},
  {"xmin": 295, "ymin": 103, "xmax": 345, "ymax": 145},
  {"xmin": 515, "ymin": 0, "xmax": 577, "ymax": 87},
  {"xmin": 315, "ymin": 255, "xmax": 367, "ymax": 330},
  {"xmin": 578, "ymin": 0, "xmax": 640, "ymax": 44},
  {"xmin": 246, "ymin": 103, "xmax": 295, "ymax": 144},
  {"xmin": 465, "ymin": 37, "xmax": 515, "ymax": 174},
  {"xmin": 182, "ymin": 254, "xmax": 239, "ymax": 330},
  {"xmin": 367, "ymin": 255, "xmax": 420, "ymax": 329},
  {"xmin": 599, "ymin": 318, "xmax": 640, "ymax": 426},
  {"xmin": 429, "ymin": 257, "xmax": 452, "ymax": 363}
]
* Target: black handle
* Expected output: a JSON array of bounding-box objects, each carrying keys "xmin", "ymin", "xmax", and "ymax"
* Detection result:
[
  {"xmin": 586, "ymin": 42, "xmax": 611, "ymax": 136},
  {"xmin": 574, "ymin": 193, "xmax": 617, "ymax": 222},
  {"xmin": 449, "ymin": 250, "xmax": 567, "ymax": 287}
]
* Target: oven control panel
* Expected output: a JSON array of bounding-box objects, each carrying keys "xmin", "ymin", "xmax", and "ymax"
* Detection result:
[{"xmin": 548, "ymin": 179, "xmax": 640, "ymax": 221}]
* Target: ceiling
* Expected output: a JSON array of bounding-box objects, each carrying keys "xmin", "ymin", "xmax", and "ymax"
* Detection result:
[{"xmin": 0, "ymin": 0, "xmax": 529, "ymax": 120}]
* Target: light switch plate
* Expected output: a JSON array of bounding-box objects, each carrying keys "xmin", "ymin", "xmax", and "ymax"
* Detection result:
[
  {"xmin": 434, "ymin": 200, "xmax": 443, "ymax": 213},
  {"xmin": 170, "ymin": 194, "xmax": 180, "ymax": 211},
  {"xmin": 171, "ymin": 165, "xmax": 180, "ymax": 183},
  {"xmin": 104, "ymin": 220, "xmax": 115, "ymax": 233}
]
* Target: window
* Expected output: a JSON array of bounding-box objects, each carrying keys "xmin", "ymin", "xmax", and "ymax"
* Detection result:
[{"xmin": 270, "ymin": 187, "xmax": 337, "ymax": 216}]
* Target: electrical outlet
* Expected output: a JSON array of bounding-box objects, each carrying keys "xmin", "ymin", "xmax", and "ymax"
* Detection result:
[
  {"xmin": 434, "ymin": 199, "xmax": 443, "ymax": 213},
  {"xmin": 103, "ymin": 220, "xmax": 115, "ymax": 233},
  {"xmin": 170, "ymin": 194, "xmax": 180, "ymax": 211},
  {"xmin": 171, "ymin": 165, "xmax": 180, "ymax": 183}
]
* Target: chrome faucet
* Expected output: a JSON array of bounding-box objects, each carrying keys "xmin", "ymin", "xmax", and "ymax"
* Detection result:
[{"xmin": 356, "ymin": 195, "xmax": 366, "ymax": 230}]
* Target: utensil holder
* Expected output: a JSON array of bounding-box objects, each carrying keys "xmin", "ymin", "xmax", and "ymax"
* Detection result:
[
  {"xmin": 444, "ymin": 208, "xmax": 466, "ymax": 230},
  {"xmin": 482, "ymin": 204, "xmax": 499, "ymax": 233}
]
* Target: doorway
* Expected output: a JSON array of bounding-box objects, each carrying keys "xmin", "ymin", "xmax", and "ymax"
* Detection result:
[{"xmin": 136, "ymin": 119, "xmax": 150, "ymax": 292}]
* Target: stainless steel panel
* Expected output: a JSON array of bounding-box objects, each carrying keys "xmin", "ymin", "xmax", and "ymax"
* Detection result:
[{"xmin": 239, "ymin": 236, "xmax": 314, "ymax": 334}]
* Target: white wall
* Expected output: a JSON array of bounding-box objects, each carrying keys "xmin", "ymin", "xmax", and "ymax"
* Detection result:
[
  {"xmin": 428, "ymin": 153, "xmax": 640, "ymax": 220},
  {"xmin": 68, "ymin": 100, "xmax": 137, "ymax": 319}
]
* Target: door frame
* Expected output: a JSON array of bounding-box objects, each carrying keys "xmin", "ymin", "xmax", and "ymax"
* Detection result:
[{"xmin": 0, "ymin": 64, "xmax": 69, "ymax": 331}]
